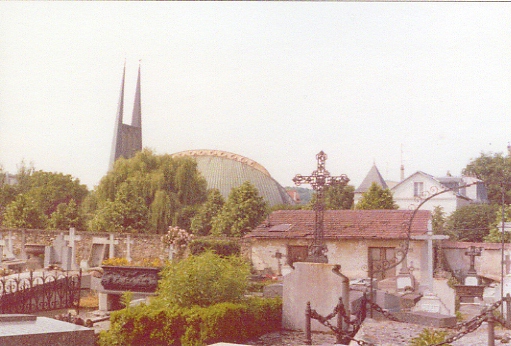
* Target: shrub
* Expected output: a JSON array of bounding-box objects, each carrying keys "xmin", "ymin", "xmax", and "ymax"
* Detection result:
[
  {"xmin": 157, "ymin": 251, "xmax": 250, "ymax": 308},
  {"xmin": 188, "ymin": 238, "xmax": 240, "ymax": 257},
  {"xmin": 409, "ymin": 328, "xmax": 450, "ymax": 346},
  {"xmin": 98, "ymin": 297, "xmax": 282, "ymax": 346}
]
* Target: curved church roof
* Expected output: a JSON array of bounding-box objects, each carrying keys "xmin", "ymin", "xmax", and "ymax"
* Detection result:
[{"xmin": 171, "ymin": 150, "xmax": 294, "ymax": 207}]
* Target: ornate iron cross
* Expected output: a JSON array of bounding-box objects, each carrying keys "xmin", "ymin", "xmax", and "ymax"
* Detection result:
[{"xmin": 293, "ymin": 151, "xmax": 349, "ymax": 263}]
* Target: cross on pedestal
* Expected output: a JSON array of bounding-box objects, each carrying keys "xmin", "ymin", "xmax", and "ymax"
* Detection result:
[
  {"xmin": 411, "ymin": 220, "xmax": 449, "ymax": 292},
  {"xmin": 465, "ymin": 245, "xmax": 482, "ymax": 275},
  {"xmin": 293, "ymin": 151, "xmax": 349, "ymax": 263},
  {"xmin": 505, "ymin": 253, "xmax": 511, "ymax": 275},
  {"xmin": 64, "ymin": 228, "xmax": 81, "ymax": 270}
]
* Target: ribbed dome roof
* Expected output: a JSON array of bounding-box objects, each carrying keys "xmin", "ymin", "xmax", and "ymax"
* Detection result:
[{"xmin": 171, "ymin": 150, "xmax": 294, "ymax": 206}]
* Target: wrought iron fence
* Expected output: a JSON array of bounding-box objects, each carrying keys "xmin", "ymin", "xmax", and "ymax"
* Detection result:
[{"xmin": 0, "ymin": 270, "xmax": 81, "ymax": 314}]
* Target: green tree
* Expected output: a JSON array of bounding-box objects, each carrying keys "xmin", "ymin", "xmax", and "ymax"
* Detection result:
[
  {"xmin": 485, "ymin": 204, "xmax": 511, "ymax": 243},
  {"xmin": 355, "ymin": 182, "xmax": 398, "ymax": 210},
  {"xmin": 3, "ymin": 194, "xmax": 47, "ymax": 229},
  {"xmin": 445, "ymin": 204, "xmax": 496, "ymax": 242},
  {"xmin": 463, "ymin": 152, "xmax": 511, "ymax": 205},
  {"xmin": 90, "ymin": 149, "xmax": 207, "ymax": 233},
  {"xmin": 306, "ymin": 184, "xmax": 355, "ymax": 210},
  {"xmin": 211, "ymin": 181, "xmax": 268, "ymax": 237},
  {"xmin": 48, "ymin": 199, "xmax": 85, "ymax": 231},
  {"xmin": 431, "ymin": 206, "xmax": 446, "ymax": 235},
  {"xmin": 157, "ymin": 251, "xmax": 250, "ymax": 308},
  {"xmin": 190, "ymin": 189, "xmax": 225, "ymax": 236},
  {"xmin": 89, "ymin": 182, "xmax": 149, "ymax": 233}
]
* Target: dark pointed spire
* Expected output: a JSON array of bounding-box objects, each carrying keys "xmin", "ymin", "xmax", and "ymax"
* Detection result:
[
  {"xmin": 109, "ymin": 61, "xmax": 126, "ymax": 170},
  {"xmin": 131, "ymin": 61, "xmax": 141, "ymax": 128},
  {"xmin": 109, "ymin": 61, "xmax": 142, "ymax": 171}
]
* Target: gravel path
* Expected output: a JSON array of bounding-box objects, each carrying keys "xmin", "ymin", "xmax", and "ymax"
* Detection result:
[{"xmin": 246, "ymin": 319, "xmax": 507, "ymax": 346}]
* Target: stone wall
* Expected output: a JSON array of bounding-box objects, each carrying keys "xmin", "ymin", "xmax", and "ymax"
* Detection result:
[{"xmin": 0, "ymin": 228, "xmax": 170, "ymax": 265}]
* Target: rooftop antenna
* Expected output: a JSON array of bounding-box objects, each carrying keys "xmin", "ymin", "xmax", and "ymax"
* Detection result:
[{"xmin": 400, "ymin": 144, "xmax": 405, "ymax": 181}]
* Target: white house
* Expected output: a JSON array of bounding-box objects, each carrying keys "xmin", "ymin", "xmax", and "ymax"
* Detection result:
[
  {"xmin": 355, "ymin": 165, "xmax": 488, "ymax": 215},
  {"xmin": 391, "ymin": 172, "xmax": 488, "ymax": 214}
]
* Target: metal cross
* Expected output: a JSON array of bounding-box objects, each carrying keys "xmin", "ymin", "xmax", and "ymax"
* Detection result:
[
  {"xmin": 465, "ymin": 246, "xmax": 482, "ymax": 275},
  {"xmin": 293, "ymin": 151, "xmax": 349, "ymax": 263}
]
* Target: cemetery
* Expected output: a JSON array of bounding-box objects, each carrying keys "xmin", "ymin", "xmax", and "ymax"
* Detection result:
[{"xmin": 1, "ymin": 155, "xmax": 511, "ymax": 345}]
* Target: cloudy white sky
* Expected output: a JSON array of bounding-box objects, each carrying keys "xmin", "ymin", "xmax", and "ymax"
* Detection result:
[{"xmin": 1, "ymin": 2, "xmax": 511, "ymax": 190}]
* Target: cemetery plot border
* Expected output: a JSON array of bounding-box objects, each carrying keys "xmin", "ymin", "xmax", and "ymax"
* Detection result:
[{"xmin": 0, "ymin": 270, "xmax": 81, "ymax": 314}]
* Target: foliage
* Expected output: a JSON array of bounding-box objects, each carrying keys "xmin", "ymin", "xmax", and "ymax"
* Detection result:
[
  {"xmin": 463, "ymin": 152, "xmax": 511, "ymax": 205},
  {"xmin": 431, "ymin": 206, "xmax": 446, "ymax": 234},
  {"xmin": 188, "ymin": 238, "xmax": 240, "ymax": 257},
  {"xmin": 161, "ymin": 226, "xmax": 193, "ymax": 259},
  {"xmin": 190, "ymin": 189, "xmax": 225, "ymax": 236},
  {"xmin": 211, "ymin": 181, "xmax": 268, "ymax": 237},
  {"xmin": 409, "ymin": 328, "xmax": 450, "ymax": 346},
  {"xmin": 0, "ymin": 163, "xmax": 88, "ymax": 230},
  {"xmin": 444, "ymin": 204, "xmax": 497, "ymax": 242},
  {"xmin": 157, "ymin": 251, "xmax": 250, "ymax": 308},
  {"xmin": 101, "ymin": 257, "xmax": 163, "ymax": 267},
  {"xmin": 98, "ymin": 297, "xmax": 282, "ymax": 346},
  {"xmin": 355, "ymin": 182, "xmax": 398, "ymax": 210},
  {"xmin": 91, "ymin": 149, "xmax": 207, "ymax": 233},
  {"xmin": 485, "ymin": 204, "xmax": 511, "ymax": 243},
  {"xmin": 48, "ymin": 199, "xmax": 84, "ymax": 231},
  {"xmin": 2, "ymin": 194, "xmax": 47, "ymax": 229},
  {"xmin": 306, "ymin": 184, "xmax": 355, "ymax": 210}
]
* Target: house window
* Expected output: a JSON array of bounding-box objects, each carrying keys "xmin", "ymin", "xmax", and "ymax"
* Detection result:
[
  {"xmin": 368, "ymin": 247, "xmax": 396, "ymax": 280},
  {"xmin": 287, "ymin": 245, "xmax": 308, "ymax": 268},
  {"xmin": 413, "ymin": 182, "xmax": 424, "ymax": 197}
]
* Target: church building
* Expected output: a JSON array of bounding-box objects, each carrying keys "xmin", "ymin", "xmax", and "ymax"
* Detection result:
[{"xmin": 108, "ymin": 63, "xmax": 293, "ymax": 207}]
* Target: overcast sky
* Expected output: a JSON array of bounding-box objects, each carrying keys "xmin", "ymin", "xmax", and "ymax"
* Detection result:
[{"xmin": 1, "ymin": 2, "xmax": 511, "ymax": 190}]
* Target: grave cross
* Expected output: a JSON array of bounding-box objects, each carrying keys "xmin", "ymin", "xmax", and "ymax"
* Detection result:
[
  {"xmin": 465, "ymin": 245, "xmax": 482, "ymax": 275},
  {"xmin": 411, "ymin": 220, "xmax": 448, "ymax": 291},
  {"xmin": 293, "ymin": 151, "xmax": 349, "ymax": 263},
  {"xmin": 64, "ymin": 228, "xmax": 81, "ymax": 270},
  {"xmin": 125, "ymin": 235, "xmax": 134, "ymax": 263},
  {"xmin": 505, "ymin": 253, "xmax": 511, "ymax": 275}
]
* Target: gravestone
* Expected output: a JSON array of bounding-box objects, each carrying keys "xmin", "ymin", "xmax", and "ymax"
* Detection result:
[
  {"xmin": 464, "ymin": 246, "xmax": 482, "ymax": 286},
  {"xmin": 44, "ymin": 233, "xmax": 73, "ymax": 270},
  {"xmin": 283, "ymin": 262, "xmax": 348, "ymax": 332},
  {"xmin": 64, "ymin": 228, "xmax": 81, "ymax": 270},
  {"xmin": 0, "ymin": 314, "xmax": 94, "ymax": 346},
  {"xmin": 89, "ymin": 234, "xmax": 119, "ymax": 267},
  {"xmin": 0, "ymin": 233, "xmax": 16, "ymax": 261},
  {"xmin": 396, "ymin": 254, "xmax": 415, "ymax": 292}
]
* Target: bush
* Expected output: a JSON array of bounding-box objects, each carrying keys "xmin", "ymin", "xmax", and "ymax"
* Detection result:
[
  {"xmin": 157, "ymin": 251, "xmax": 250, "ymax": 308},
  {"xmin": 188, "ymin": 238, "xmax": 240, "ymax": 257},
  {"xmin": 409, "ymin": 328, "xmax": 450, "ymax": 346},
  {"xmin": 98, "ymin": 297, "xmax": 282, "ymax": 346}
]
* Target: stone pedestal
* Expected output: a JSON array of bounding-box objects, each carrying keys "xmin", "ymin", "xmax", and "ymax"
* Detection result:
[{"xmin": 282, "ymin": 262, "xmax": 348, "ymax": 332}]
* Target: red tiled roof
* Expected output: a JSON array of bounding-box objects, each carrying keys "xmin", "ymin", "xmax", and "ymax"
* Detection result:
[{"xmin": 246, "ymin": 210, "xmax": 431, "ymax": 240}]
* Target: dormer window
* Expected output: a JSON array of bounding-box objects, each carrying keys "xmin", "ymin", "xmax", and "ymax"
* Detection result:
[{"xmin": 414, "ymin": 182, "xmax": 424, "ymax": 197}]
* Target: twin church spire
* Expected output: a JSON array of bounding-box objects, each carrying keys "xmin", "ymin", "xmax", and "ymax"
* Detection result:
[{"xmin": 109, "ymin": 61, "xmax": 142, "ymax": 170}]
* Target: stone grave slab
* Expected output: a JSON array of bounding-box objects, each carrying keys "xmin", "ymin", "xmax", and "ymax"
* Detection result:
[
  {"xmin": 395, "ymin": 311, "xmax": 457, "ymax": 328},
  {"xmin": 263, "ymin": 283, "xmax": 283, "ymax": 298},
  {"xmin": 0, "ymin": 314, "xmax": 94, "ymax": 346}
]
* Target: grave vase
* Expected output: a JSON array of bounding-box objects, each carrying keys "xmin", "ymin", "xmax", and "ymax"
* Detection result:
[{"xmin": 101, "ymin": 265, "xmax": 161, "ymax": 293}]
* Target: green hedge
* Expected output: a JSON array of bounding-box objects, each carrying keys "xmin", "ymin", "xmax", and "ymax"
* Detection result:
[
  {"xmin": 188, "ymin": 238, "xmax": 240, "ymax": 257},
  {"xmin": 98, "ymin": 297, "xmax": 282, "ymax": 346}
]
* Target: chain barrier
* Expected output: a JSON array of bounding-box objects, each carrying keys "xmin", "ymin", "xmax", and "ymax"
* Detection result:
[{"xmin": 431, "ymin": 299, "xmax": 503, "ymax": 346}]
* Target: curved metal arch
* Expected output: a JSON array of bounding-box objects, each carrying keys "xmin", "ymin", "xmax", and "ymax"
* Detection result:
[{"xmin": 368, "ymin": 181, "xmax": 478, "ymax": 276}]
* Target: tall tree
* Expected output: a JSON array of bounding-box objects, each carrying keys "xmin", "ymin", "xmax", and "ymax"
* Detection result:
[
  {"xmin": 463, "ymin": 152, "xmax": 511, "ymax": 205},
  {"xmin": 355, "ymin": 182, "xmax": 398, "ymax": 210},
  {"xmin": 90, "ymin": 149, "xmax": 207, "ymax": 233},
  {"xmin": 211, "ymin": 181, "xmax": 268, "ymax": 237},
  {"xmin": 48, "ymin": 199, "xmax": 85, "ymax": 231},
  {"xmin": 307, "ymin": 184, "xmax": 355, "ymax": 210},
  {"xmin": 445, "ymin": 204, "xmax": 496, "ymax": 242},
  {"xmin": 3, "ymin": 194, "xmax": 47, "ymax": 229},
  {"xmin": 190, "ymin": 189, "xmax": 225, "ymax": 236}
]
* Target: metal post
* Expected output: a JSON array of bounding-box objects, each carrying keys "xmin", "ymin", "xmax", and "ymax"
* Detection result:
[
  {"xmin": 507, "ymin": 293, "xmax": 511, "ymax": 329},
  {"xmin": 502, "ymin": 184, "xmax": 506, "ymax": 316},
  {"xmin": 336, "ymin": 297, "xmax": 343, "ymax": 345},
  {"xmin": 305, "ymin": 301, "xmax": 312, "ymax": 345},
  {"xmin": 487, "ymin": 311, "xmax": 495, "ymax": 346}
]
